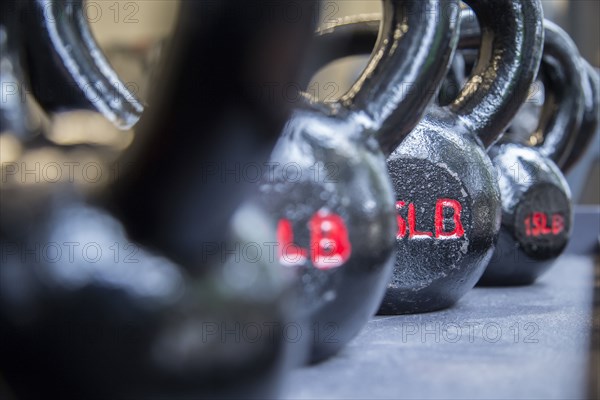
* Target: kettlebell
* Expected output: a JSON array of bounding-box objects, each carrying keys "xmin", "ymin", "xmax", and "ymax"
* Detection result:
[
  {"xmin": 452, "ymin": 17, "xmax": 586, "ymax": 285},
  {"xmin": 1, "ymin": 1, "xmax": 317, "ymax": 398},
  {"xmin": 479, "ymin": 22, "xmax": 586, "ymax": 285},
  {"xmin": 21, "ymin": 0, "xmax": 143, "ymax": 129},
  {"xmin": 261, "ymin": 0, "xmax": 460, "ymax": 363},
  {"xmin": 504, "ymin": 61, "xmax": 599, "ymax": 176},
  {"xmin": 306, "ymin": 0, "xmax": 544, "ymax": 313}
]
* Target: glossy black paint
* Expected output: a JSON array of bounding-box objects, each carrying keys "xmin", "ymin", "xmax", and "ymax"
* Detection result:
[
  {"xmin": 559, "ymin": 62, "xmax": 600, "ymax": 173},
  {"xmin": 260, "ymin": 0, "xmax": 460, "ymax": 362},
  {"xmin": 478, "ymin": 22, "xmax": 585, "ymax": 285},
  {"xmin": 309, "ymin": 0, "xmax": 543, "ymax": 313},
  {"xmin": 1, "ymin": 1, "xmax": 317, "ymax": 398},
  {"xmin": 1, "ymin": 194, "xmax": 301, "ymax": 400},
  {"xmin": 22, "ymin": 0, "xmax": 143, "ymax": 129}
]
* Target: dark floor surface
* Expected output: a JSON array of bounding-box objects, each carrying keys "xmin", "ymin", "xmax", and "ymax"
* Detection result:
[{"xmin": 283, "ymin": 253, "xmax": 597, "ymax": 399}]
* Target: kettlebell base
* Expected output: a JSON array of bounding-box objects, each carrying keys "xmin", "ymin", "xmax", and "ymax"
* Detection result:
[
  {"xmin": 478, "ymin": 226, "xmax": 568, "ymax": 286},
  {"xmin": 477, "ymin": 259, "xmax": 556, "ymax": 286},
  {"xmin": 377, "ymin": 292, "xmax": 460, "ymax": 315},
  {"xmin": 477, "ymin": 274, "xmax": 537, "ymax": 286},
  {"xmin": 308, "ymin": 343, "xmax": 346, "ymax": 365}
]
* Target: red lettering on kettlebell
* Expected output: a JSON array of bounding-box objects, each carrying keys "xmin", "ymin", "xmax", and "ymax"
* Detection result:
[
  {"xmin": 435, "ymin": 199, "xmax": 464, "ymax": 239},
  {"xmin": 309, "ymin": 211, "xmax": 352, "ymax": 269},
  {"xmin": 276, "ymin": 210, "xmax": 351, "ymax": 269},
  {"xmin": 524, "ymin": 212, "xmax": 564, "ymax": 237},
  {"xmin": 277, "ymin": 219, "xmax": 308, "ymax": 265},
  {"xmin": 396, "ymin": 201, "xmax": 432, "ymax": 238},
  {"xmin": 408, "ymin": 203, "xmax": 433, "ymax": 239},
  {"xmin": 396, "ymin": 199, "xmax": 464, "ymax": 240},
  {"xmin": 551, "ymin": 214, "xmax": 564, "ymax": 235},
  {"xmin": 396, "ymin": 201, "xmax": 407, "ymax": 238}
]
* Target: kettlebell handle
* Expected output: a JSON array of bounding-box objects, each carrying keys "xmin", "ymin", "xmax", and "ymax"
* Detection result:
[
  {"xmin": 532, "ymin": 21, "xmax": 586, "ymax": 166},
  {"xmin": 324, "ymin": 0, "xmax": 460, "ymax": 155},
  {"xmin": 458, "ymin": 17, "xmax": 586, "ymax": 166},
  {"xmin": 23, "ymin": 0, "xmax": 143, "ymax": 129},
  {"xmin": 448, "ymin": 0, "xmax": 544, "ymax": 148},
  {"xmin": 303, "ymin": 0, "xmax": 542, "ymax": 151},
  {"xmin": 559, "ymin": 62, "xmax": 600, "ymax": 172}
]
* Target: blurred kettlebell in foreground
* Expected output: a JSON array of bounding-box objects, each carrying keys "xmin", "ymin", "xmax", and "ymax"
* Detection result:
[
  {"xmin": 22, "ymin": 0, "xmax": 144, "ymax": 129},
  {"xmin": 261, "ymin": 0, "xmax": 460, "ymax": 362},
  {"xmin": 1, "ymin": 1, "xmax": 317, "ymax": 398}
]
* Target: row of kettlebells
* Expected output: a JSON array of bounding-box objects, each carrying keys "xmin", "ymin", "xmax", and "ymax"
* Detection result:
[
  {"xmin": 1, "ymin": 1, "xmax": 598, "ymax": 399},
  {"xmin": 305, "ymin": 6, "xmax": 599, "ymax": 311}
]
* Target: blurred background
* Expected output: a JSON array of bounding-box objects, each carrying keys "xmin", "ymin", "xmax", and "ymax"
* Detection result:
[{"xmin": 88, "ymin": 0, "xmax": 599, "ymax": 205}]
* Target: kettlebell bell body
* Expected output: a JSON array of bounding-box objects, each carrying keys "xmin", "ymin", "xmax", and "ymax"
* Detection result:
[{"xmin": 382, "ymin": 0, "xmax": 544, "ymax": 311}]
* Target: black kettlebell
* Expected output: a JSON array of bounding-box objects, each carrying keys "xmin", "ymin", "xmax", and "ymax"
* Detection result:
[
  {"xmin": 452, "ymin": 19, "xmax": 586, "ymax": 285},
  {"xmin": 1, "ymin": 1, "xmax": 317, "ymax": 399},
  {"xmin": 1, "ymin": 1, "xmax": 50, "ymax": 140},
  {"xmin": 388, "ymin": 13, "xmax": 590, "ymax": 285},
  {"xmin": 260, "ymin": 0, "xmax": 460, "ymax": 362},
  {"xmin": 21, "ymin": 0, "xmax": 143, "ymax": 129},
  {"xmin": 479, "ymin": 22, "xmax": 586, "ymax": 285},
  {"xmin": 307, "ymin": 0, "xmax": 544, "ymax": 313}
]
